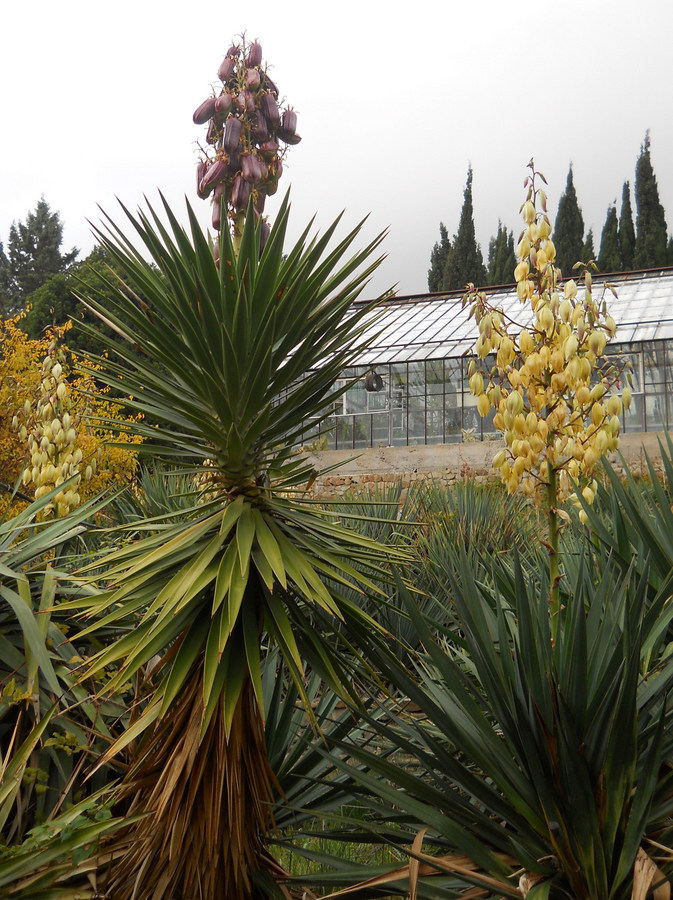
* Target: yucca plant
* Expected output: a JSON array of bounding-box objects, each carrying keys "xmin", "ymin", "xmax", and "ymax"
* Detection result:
[
  {"xmin": 316, "ymin": 540, "xmax": 673, "ymax": 899},
  {"xmin": 0, "ymin": 487, "xmax": 133, "ymax": 898},
  {"xmin": 0, "ymin": 487, "xmax": 121, "ymax": 840},
  {"xmin": 580, "ymin": 434, "xmax": 673, "ymax": 602},
  {"xmin": 412, "ymin": 478, "xmax": 542, "ymax": 610},
  {"xmin": 62, "ymin": 190, "xmax": 398, "ymax": 899}
]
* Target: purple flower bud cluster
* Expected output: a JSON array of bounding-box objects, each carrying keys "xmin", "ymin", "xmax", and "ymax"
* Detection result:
[{"xmin": 192, "ymin": 37, "xmax": 301, "ymax": 239}]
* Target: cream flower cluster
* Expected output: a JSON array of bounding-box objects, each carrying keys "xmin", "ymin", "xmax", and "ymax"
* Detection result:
[
  {"xmin": 14, "ymin": 339, "xmax": 94, "ymax": 517},
  {"xmin": 465, "ymin": 163, "xmax": 631, "ymax": 521}
]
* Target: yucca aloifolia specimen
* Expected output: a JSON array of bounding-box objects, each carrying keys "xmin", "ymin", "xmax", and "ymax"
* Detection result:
[{"xmin": 68, "ymin": 190, "xmax": 392, "ymax": 898}]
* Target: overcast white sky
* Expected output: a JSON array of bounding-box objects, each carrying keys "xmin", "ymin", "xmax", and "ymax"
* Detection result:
[{"xmin": 2, "ymin": 0, "xmax": 672, "ymax": 299}]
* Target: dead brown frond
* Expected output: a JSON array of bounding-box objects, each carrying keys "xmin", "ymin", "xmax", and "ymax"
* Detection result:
[
  {"xmin": 316, "ymin": 842, "xmax": 519, "ymax": 899},
  {"xmin": 101, "ymin": 668, "xmax": 279, "ymax": 900}
]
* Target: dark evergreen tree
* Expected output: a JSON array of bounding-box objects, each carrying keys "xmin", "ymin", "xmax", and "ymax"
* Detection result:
[
  {"xmin": 20, "ymin": 245, "xmax": 146, "ymax": 358},
  {"xmin": 442, "ymin": 167, "xmax": 486, "ymax": 290},
  {"xmin": 21, "ymin": 273, "xmax": 76, "ymax": 338},
  {"xmin": 598, "ymin": 205, "xmax": 621, "ymax": 272},
  {"xmin": 0, "ymin": 242, "xmax": 10, "ymax": 315},
  {"xmin": 427, "ymin": 222, "xmax": 451, "ymax": 291},
  {"xmin": 553, "ymin": 165, "xmax": 585, "ymax": 276},
  {"xmin": 618, "ymin": 181, "xmax": 636, "ymax": 269},
  {"xmin": 486, "ymin": 221, "xmax": 516, "ymax": 285},
  {"xmin": 4, "ymin": 198, "xmax": 78, "ymax": 313},
  {"xmin": 633, "ymin": 132, "xmax": 669, "ymax": 269},
  {"xmin": 581, "ymin": 229, "xmax": 595, "ymax": 264}
]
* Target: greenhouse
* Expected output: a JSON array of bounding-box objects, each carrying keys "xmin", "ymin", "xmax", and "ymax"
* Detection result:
[{"xmin": 300, "ymin": 268, "xmax": 673, "ymax": 450}]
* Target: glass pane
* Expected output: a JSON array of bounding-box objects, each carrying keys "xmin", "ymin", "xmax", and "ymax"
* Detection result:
[
  {"xmin": 643, "ymin": 344, "xmax": 666, "ymax": 388},
  {"xmin": 390, "ymin": 364, "xmax": 407, "ymax": 411},
  {"xmin": 645, "ymin": 390, "xmax": 666, "ymax": 431},
  {"xmin": 426, "ymin": 404, "xmax": 444, "ymax": 443},
  {"xmin": 481, "ymin": 404, "xmax": 498, "ymax": 438},
  {"xmin": 352, "ymin": 415, "xmax": 372, "ymax": 449},
  {"xmin": 391, "ymin": 409, "xmax": 407, "ymax": 446},
  {"xmin": 623, "ymin": 393, "xmax": 644, "ymax": 433},
  {"xmin": 445, "ymin": 406, "xmax": 462, "ymax": 442},
  {"xmin": 343, "ymin": 380, "xmax": 366, "ymax": 414},
  {"xmin": 336, "ymin": 416, "xmax": 354, "ymax": 449},
  {"xmin": 426, "ymin": 359, "xmax": 444, "ymax": 395},
  {"xmin": 372, "ymin": 411, "xmax": 390, "ymax": 447},
  {"xmin": 407, "ymin": 361, "xmax": 425, "ymax": 398},
  {"xmin": 462, "ymin": 404, "xmax": 481, "ymax": 439}
]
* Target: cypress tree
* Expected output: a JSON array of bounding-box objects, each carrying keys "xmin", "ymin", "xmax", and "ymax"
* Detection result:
[
  {"xmin": 427, "ymin": 222, "xmax": 451, "ymax": 292},
  {"xmin": 554, "ymin": 165, "xmax": 585, "ymax": 276},
  {"xmin": 442, "ymin": 167, "xmax": 486, "ymax": 290},
  {"xmin": 581, "ymin": 229, "xmax": 595, "ymax": 264},
  {"xmin": 598, "ymin": 205, "xmax": 621, "ymax": 272},
  {"xmin": 0, "ymin": 243, "xmax": 10, "ymax": 317},
  {"xmin": 618, "ymin": 182, "xmax": 636, "ymax": 269},
  {"xmin": 633, "ymin": 132, "xmax": 669, "ymax": 269},
  {"xmin": 486, "ymin": 221, "xmax": 516, "ymax": 285}
]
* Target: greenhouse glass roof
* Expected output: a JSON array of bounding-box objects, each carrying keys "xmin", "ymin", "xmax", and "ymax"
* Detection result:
[{"xmin": 352, "ymin": 268, "xmax": 673, "ymax": 367}]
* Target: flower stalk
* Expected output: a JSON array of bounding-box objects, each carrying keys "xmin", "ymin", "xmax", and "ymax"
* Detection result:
[
  {"xmin": 192, "ymin": 36, "xmax": 300, "ymax": 255},
  {"xmin": 466, "ymin": 161, "xmax": 633, "ymax": 634}
]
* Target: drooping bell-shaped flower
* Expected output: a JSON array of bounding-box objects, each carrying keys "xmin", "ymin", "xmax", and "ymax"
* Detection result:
[{"xmin": 193, "ymin": 35, "xmax": 301, "ymax": 250}]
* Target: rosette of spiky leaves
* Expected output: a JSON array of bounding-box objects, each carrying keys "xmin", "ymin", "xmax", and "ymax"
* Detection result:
[
  {"xmin": 65, "ymin": 193, "xmax": 396, "ymax": 899},
  {"xmin": 0, "ymin": 486, "xmax": 136, "ymax": 897},
  {"xmin": 316, "ymin": 549, "xmax": 673, "ymax": 900}
]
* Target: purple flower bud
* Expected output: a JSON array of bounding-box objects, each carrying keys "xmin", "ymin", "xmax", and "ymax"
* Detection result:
[
  {"xmin": 196, "ymin": 161, "xmax": 209, "ymax": 198},
  {"xmin": 215, "ymin": 92, "xmax": 234, "ymax": 116},
  {"xmin": 231, "ymin": 174, "xmax": 251, "ymax": 210},
  {"xmin": 281, "ymin": 109, "xmax": 297, "ymax": 135},
  {"xmin": 212, "ymin": 200, "xmax": 222, "ymax": 231},
  {"xmin": 226, "ymin": 44, "xmax": 240, "ymax": 58},
  {"xmin": 206, "ymin": 120, "xmax": 220, "ymax": 145},
  {"xmin": 245, "ymin": 68, "xmax": 261, "ymax": 90},
  {"xmin": 257, "ymin": 140, "xmax": 279, "ymax": 160},
  {"xmin": 193, "ymin": 97, "xmax": 217, "ymax": 125},
  {"xmin": 241, "ymin": 153, "xmax": 263, "ymax": 184},
  {"xmin": 217, "ymin": 56, "xmax": 236, "ymax": 82},
  {"xmin": 278, "ymin": 109, "xmax": 300, "ymax": 143},
  {"xmin": 200, "ymin": 159, "xmax": 229, "ymax": 193},
  {"xmin": 235, "ymin": 90, "xmax": 255, "ymax": 114},
  {"xmin": 224, "ymin": 117, "xmax": 242, "ymax": 153},
  {"xmin": 259, "ymin": 220, "xmax": 270, "ymax": 253},
  {"xmin": 254, "ymin": 190, "xmax": 266, "ymax": 215},
  {"xmin": 247, "ymin": 41, "xmax": 263, "ymax": 67},
  {"xmin": 250, "ymin": 111, "xmax": 269, "ymax": 142},
  {"xmin": 261, "ymin": 93, "xmax": 280, "ymax": 128}
]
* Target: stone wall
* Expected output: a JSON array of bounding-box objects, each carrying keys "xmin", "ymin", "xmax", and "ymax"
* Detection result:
[{"xmin": 302, "ymin": 432, "xmax": 670, "ymax": 499}]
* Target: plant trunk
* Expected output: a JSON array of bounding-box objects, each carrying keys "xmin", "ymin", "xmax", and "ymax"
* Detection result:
[
  {"xmin": 103, "ymin": 667, "xmax": 278, "ymax": 900},
  {"xmin": 547, "ymin": 467, "xmax": 561, "ymax": 645}
]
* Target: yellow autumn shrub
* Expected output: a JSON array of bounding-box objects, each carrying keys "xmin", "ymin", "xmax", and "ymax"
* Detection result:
[{"xmin": 1, "ymin": 315, "xmax": 141, "ymax": 518}]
